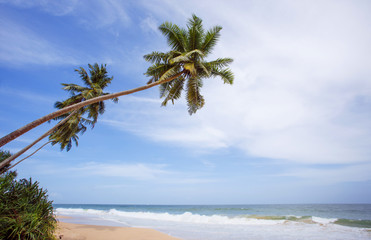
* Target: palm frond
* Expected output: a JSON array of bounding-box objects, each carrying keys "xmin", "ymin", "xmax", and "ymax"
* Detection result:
[
  {"xmin": 80, "ymin": 117, "xmax": 94, "ymax": 127},
  {"xmin": 98, "ymin": 101, "xmax": 105, "ymax": 115},
  {"xmin": 202, "ymin": 26, "xmax": 222, "ymax": 56},
  {"xmin": 184, "ymin": 49, "xmax": 204, "ymax": 58},
  {"xmin": 145, "ymin": 63, "xmax": 174, "ymax": 83},
  {"xmin": 186, "ymin": 77, "xmax": 205, "ymax": 114},
  {"xmin": 159, "ymin": 80, "xmax": 172, "ymax": 98},
  {"xmin": 86, "ymin": 104, "xmax": 99, "ymax": 125},
  {"xmin": 160, "ymin": 76, "xmax": 185, "ymax": 106},
  {"xmin": 82, "ymin": 90, "xmax": 93, "ymax": 100},
  {"xmin": 169, "ymin": 55, "xmax": 190, "ymax": 64},
  {"xmin": 205, "ymin": 58, "xmax": 233, "ymax": 69},
  {"xmin": 159, "ymin": 65, "xmax": 181, "ymax": 82},
  {"xmin": 61, "ymin": 84, "xmax": 88, "ymax": 94},
  {"xmin": 187, "ymin": 14, "xmax": 204, "ymax": 51},
  {"xmin": 195, "ymin": 62, "xmax": 210, "ymax": 77},
  {"xmin": 55, "ymin": 96, "xmax": 83, "ymax": 109},
  {"xmin": 210, "ymin": 67, "xmax": 234, "ymax": 84},
  {"xmin": 159, "ymin": 22, "xmax": 187, "ymax": 52},
  {"xmin": 75, "ymin": 67, "xmax": 92, "ymax": 87},
  {"xmin": 89, "ymin": 63, "xmax": 113, "ymax": 87},
  {"xmin": 169, "ymin": 49, "xmax": 205, "ymax": 64},
  {"xmin": 144, "ymin": 51, "xmax": 168, "ymax": 63}
]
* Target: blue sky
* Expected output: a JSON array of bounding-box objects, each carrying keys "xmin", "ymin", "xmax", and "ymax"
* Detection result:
[{"xmin": 1, "ymin": 0, "xmax": 371, "ymax": 204}]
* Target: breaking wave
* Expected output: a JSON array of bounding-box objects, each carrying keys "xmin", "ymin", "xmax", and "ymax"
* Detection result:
[{"xmin": 55, "ymin": 208, "xmax": 370, "ymax": 228}]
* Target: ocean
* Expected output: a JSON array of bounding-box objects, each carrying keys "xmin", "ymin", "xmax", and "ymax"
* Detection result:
[{"xmin": 54, "ymin": 204, "xmax": 371, "ymax": 240}]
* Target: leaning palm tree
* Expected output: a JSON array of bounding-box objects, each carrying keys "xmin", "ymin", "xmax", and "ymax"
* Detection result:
[
  {"xmin": 144, "ymin": 14, "xmax": 233, "ymax": 114},
  {"xmin": 0, "ymin": 64, "xmax": 118, "ymax": 171},
  {"xmin": 49, "ymin": 63, "xmax": 118, "ymax": 151},
  {"xmin": 0, "ymin": 14, "xmax": 233, "ymax": 163}
]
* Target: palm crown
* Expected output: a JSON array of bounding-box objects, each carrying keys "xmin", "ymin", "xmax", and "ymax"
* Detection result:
[
  {"xmin": 49, "ymin": 63, "xmax": 118, "ymax": 151},
  {"xmin": 144, "ymin": 14, "xmax": 234, "ymax": 114}
]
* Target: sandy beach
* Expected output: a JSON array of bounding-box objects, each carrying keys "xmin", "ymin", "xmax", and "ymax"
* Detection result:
[{"xmin": 55, "ymin": 218, "xmax": 181, "ymax": 240}]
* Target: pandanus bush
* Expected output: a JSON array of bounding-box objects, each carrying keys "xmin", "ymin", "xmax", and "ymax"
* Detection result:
[{"xmin": 0, "ymin": 151, "xmax": 57, "ymax": 240}]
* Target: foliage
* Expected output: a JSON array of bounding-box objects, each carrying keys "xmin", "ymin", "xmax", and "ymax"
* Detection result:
[
  {"xmin": 0, "ymin": 150, "xmax": 11, "ymax": 173},
  {"xmin": 0, "ymin": 150, "xmax": 57, "ymax": 240},
  {"xmin": 144, "ymin": 14, "xmax": 234, "ymax": 114},
  {"xmin": 49, "ymin": 63, "xmax": 118, "ymax": 151}
]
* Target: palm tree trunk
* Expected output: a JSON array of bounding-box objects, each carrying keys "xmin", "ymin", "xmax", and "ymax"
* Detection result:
[
  {"xmin": 0, "ymin": 71, "xmax": 185, "ymax": 147},
  {"xmin": 7, "ymin": 140, "xmax": 52, "ymax": 172},
  {"xmin": 0, "ymin": 110, "xmax": 78, "ymax": 172}
]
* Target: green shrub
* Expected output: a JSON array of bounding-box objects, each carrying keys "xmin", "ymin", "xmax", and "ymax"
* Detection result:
[
  {"xmin": 0, "ymin": 150, "xmax": 11, "ymax": 173},
  {"xmin": 0, "ymin": 151, "xmax": 57, "ymax": 240}
]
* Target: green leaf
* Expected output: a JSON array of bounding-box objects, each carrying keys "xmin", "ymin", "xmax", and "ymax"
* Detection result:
[
  {"xmin": 202, "ymin": 26, "xmax": 222, "ymax": 55},
  {"xmin": 159, "ymin": 22, "xmax": 187, "ymax": 52}
]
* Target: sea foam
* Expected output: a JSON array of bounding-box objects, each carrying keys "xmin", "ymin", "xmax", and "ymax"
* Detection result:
[{"xmin": 56, "ymin": 208, "xmax": 340, "ymax": 226}]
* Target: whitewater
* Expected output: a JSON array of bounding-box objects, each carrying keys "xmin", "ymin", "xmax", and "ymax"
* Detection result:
[{"xmin": 54, "ymin": 204, "xmax": 371, "ymax": 240}]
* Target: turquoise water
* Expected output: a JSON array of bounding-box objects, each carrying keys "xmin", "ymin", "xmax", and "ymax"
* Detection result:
[{"xmin": 54, "ymin": 204, "xmax": 371, "ymax": 240}]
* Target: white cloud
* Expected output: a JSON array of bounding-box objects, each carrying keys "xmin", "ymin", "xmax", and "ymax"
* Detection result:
[
  {"xmin": 74, "ymin": 0, "xmax": 131, "ymax": 29},
  {"xmin": 103, "ymin": 0, "xmax": 371, "ymax": 165},
  {"xmin": 0, "ymin": 0, "xmax": 78, "ymax": 16},
  {"xmin": 103, "ymin": 97, "xmax": 228, "ymax": 150},
  {"xmin": 1, "ymin": 0, "xmax": 130, "ymax": 28},
  {"xmin": 279, "ymin": 163, "xmax": 371, "ymax": 185},
  {"xmin": 71, "ymin": 162, "xmax": 169, "ymax": 180},
  {"xmin": 0, "ymin": 87, "xmax": 55, "ymax": 105},
  {"xmin": 22, "ymin": 160, "xmax": 220, "ymax": 185},
  {"xmin": 0, "ymin": 0, "xmax": 135, "ymax": 67},
  {"xmin": 140, "ymin": 15, "xmax": 160, "ymax": 34}
]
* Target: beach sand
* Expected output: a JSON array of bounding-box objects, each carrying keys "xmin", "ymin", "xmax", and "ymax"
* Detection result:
[{"xmin": 55, "ymin": 219, "xmax": 181, "ymax": 240}]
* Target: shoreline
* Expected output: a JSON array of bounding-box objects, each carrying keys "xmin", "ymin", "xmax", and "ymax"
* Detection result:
[{"xmin": 55, "ymin": 215, "xmax": 181, "ymax": 240}]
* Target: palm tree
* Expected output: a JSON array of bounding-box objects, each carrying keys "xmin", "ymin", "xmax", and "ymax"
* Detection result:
[
  {"xmin": 0, "ymin": 64, "xmax": 117, "ymax": 171},
  {"xmin": 49, "ymin": 63, "xmax": 118, "ymax": 151},
  {"xmin": 144, "ymin": 14, "xmax": 233, "ymax": 114},
  {"xmin": 0, "ymin": 14, "xmax": 233, "ymax": 150}
]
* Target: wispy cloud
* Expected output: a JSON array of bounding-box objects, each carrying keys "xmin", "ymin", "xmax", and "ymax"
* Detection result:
[
  {"xmin": 71, "ymin": 0, "xmax": 131, "ymax": 29},
  {"xmin": 0, "ymin": 87, "xmax": 55, "ymax": 105},
  {"xmin": 140, "ymin": 15, "xmax": 160, "ymax": 34},
  {"xmin": 71, "ymin": 162, "xmax": 170, "ymax": 180},
  {"xmin": 0, "ymin": 0, "xmax": 134, "ymax": 67},
  {"xmin": 0, "ymin": 16, "xmax": 80, "ymax": 66},
  {"xmin": 21, "ymin": 159, "xmax": 221, "ymax": 185},
  {"xmin": 0, "ymin": 0, "xmax": 78, "ymax": 16},
  {"xmin": 71, "ymin": 162, "xmax": 220, "ymax": 184},
  {"xmin": 1, "ymin": 0, "xmax": 131, "ymax": 29},
  {"xmin": 102, "ymin": 98, "xmax": 228, "ymax": 150},
  {"xmin": 279, "ymin": 163, "xmax": 371, "ymax": 185}
]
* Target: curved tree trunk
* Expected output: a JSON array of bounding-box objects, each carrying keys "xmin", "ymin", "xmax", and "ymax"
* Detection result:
[
  {"xmin": 0, "ymin": 71, "xmax": 185, "ymax": 148},
  {"xmin": 7, "ymin": 140, "xmax": 52, "ymax": 172},
  {"xmin": 0, "ymin": 110, "xmax": 78, "ymax": 172}
]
